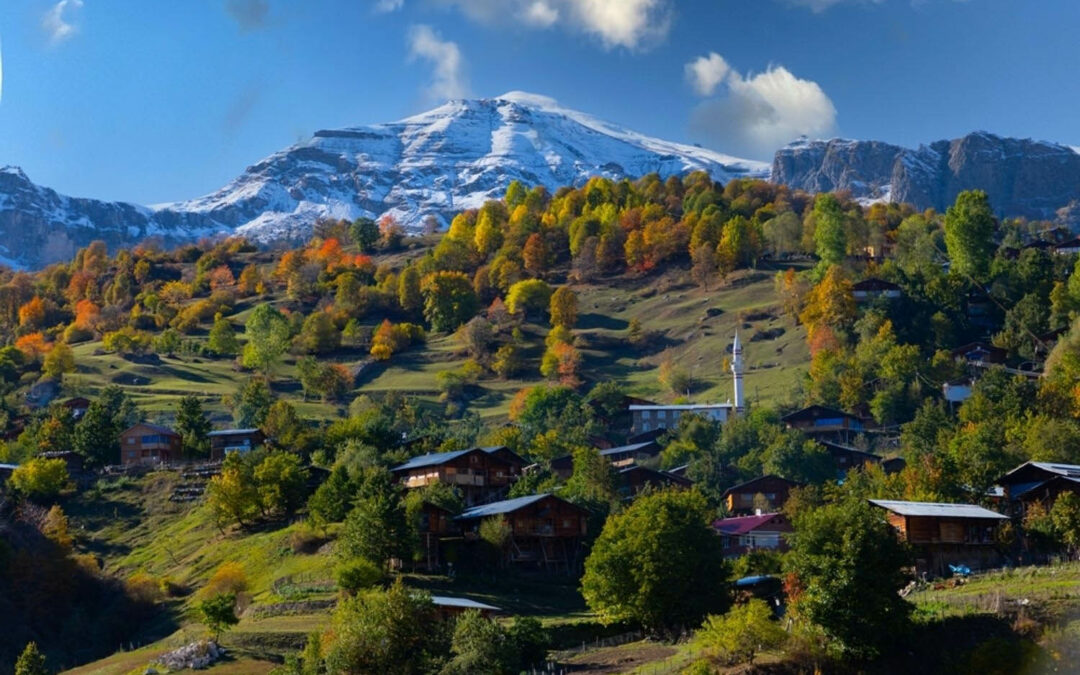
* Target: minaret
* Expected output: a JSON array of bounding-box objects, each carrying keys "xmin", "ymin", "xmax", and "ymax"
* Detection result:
[{"xmin": 731, "ymin": 331, "xmax": 745, "ymax": 416}]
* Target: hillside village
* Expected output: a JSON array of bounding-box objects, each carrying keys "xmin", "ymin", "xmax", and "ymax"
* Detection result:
[{"xmin": 2, "ymin": 175, "xmax": 1080, "ymax": 673}]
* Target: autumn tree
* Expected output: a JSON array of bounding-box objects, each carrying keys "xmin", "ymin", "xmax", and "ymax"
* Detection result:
[
  {"xmin": 506, "ymin": 279, "xmax": 552, "ymax": 319},
  {"xmin": 397, "ymin": 265, "xmax": 423, "ymax": 317},
  {"xmin": 523, "ymin": 233, "xmax": 549, "ymax": 277},
  {"xmin": 549, "ymin": 286, "xmax": 578, "ymax": 329},
  {"xmin": 799, "ymin": 265, "xmax": 856, "ymax": 346},
  {"xmin": 42, "ymin": 342, "xmax": 75, "ymax": 378},
  {"xmin": 421, "ymin": 271, "xmax": 478, "ymax": 333}
]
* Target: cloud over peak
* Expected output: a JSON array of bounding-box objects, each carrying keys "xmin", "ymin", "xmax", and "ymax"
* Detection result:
[
  {"xmin": 686, "ymin": 53, "xmax": 837, "ymax": 160},
  {"xmin": 408, "ymin": 24, "xmax": 470, "ymax": 102}
]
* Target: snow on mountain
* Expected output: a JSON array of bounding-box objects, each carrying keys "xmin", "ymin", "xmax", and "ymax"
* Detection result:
[
  {"xmin": 0, "ymin": 92, "xmax": 767, "ymax": 267},
  {"xmin": 160, "ymin": 91, "xmax": 768, "ymax": 241}
]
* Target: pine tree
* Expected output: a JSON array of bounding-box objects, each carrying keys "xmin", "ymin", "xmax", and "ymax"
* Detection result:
[
  {"xmin": 15, "ymin": 642, "xmax": 48, "ymax": 675},
  {"xmin": 176, "ymin": 395, "xmax": 211, "ymax": 458}
]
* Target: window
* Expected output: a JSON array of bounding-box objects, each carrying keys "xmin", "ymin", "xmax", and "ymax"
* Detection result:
[{"xmin": 127, "ymin": 437, "xmax": 135, "ymax": 445}]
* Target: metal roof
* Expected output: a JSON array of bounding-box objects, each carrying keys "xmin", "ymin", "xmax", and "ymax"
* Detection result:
[
  {"xmin": 628, "ymin": 403, "xmax": 732, "ymax": 411},
  {"xmin": 456, "ymin": 494, "xmax": 551, "ymax": 520},
  {"xmin": 0, "ymin": 463, "xmax": 18, "ymax": 470},
  {"xmin": 869, "ymin": 499, "xmax": 1008, "ymax": 519},
  {"xmin": 207, "ymin": 428, "xmax": 260, "ymax": 436},
  {"xmin": 599, "ymin": 441, "xmax": 659, "ymax": 457},
  {"xmin": 391, "ymin": 446, "xmax": 512, "ymax": 472},
  {"xmin": 1029, "ymin": 462, "xmax": 1080, "ymax": 478},
  {"xmin": 430, "ymin": 596, "xmax": 501, "ymax": 611}
]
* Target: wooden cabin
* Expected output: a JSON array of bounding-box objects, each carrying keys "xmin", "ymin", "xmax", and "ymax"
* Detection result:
[
  {"xmin": 119, "ymin": 423, "xmax": 182, "ymax": 466},
  {"xmin": 616, "ymin": 465, "xmax": 691, "ymax": 500},
  {"xmin": 996, "ymin": 461, "xmax": 1080, "ymax": 518},
  {"xmin": 870, "ymin": 499, "xmax": 1008, "ymax": 577},
  {"xmin": 713, "ymin": 512, "xmax": 793, "ymax": 557},
  {"xmin": 721, "ymin": 475, "xmax": 800, "ymax": 515},
  {"xmin": 415, "ymin": 501, "xmax": 459, "ymax": 571},
  {"xmin": 456, "ymin": 494, "xmax": 588, "ymax": 572},
  {"xmin": 951, "ymin": 342, "xmax": 1007, "ymax": 365},
  {"xmin": 62, "ymin": 397, "xmax": 91, "ymax": 420},
  {"xmin": 208, "ymin": 428, "xmax": 266, "ymax": 460},
  {"xmin": 599, "ymin": 440, "xmax": 663, "ymax": 468},
  {"xmin": 782, "ymin": 405, "xmax": 871, "ymax": 442},
  {"xmin": 391, "ymin": 447, "xmax": 522, "ymax": 505},
  {"xmin": 816, "ymin": 440, "xmax": 901, "ymax": 479}
]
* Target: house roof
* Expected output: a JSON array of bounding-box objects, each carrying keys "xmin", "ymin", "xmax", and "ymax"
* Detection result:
[
  {"xmin": 869, "ymin": 499, "xmax": 1008, "ymax": 520},
  {"xmin": 816, "ymin": 440, "xmax": 882, "ymax": 461},
  {"xmin": 391, "ymin": 446, "xmax": 510, "ymax": 473},
  {"xmin": 599, "ymin": 441, "xmax": 661, "ymax": 457},
  {"xmin": 721, "ymin": 475, "xmax": 799, "ymax": 498},
  {"xmin": 123, "ymin": 423, "xmax": 179, "ymax": 437},
  {"xmin": 207, "ymin": 428, "xmax": 261, "ymax": 437},
  {"xmin": 455, "ymin": 493, "xmax": 575, "ymax": 520},
  {"xmin": 0, "ymin": 463, "xmax": 18, "ymax": 471},
  {"xmin": 713, "ymin": 513, "xmax": 788, "ymax": 535},
  {"xmin": 430, "ymin": 596, "xmax": 501, "ymax": 611},
  {"xmin": 852, "ymin": 277, "xmax": 901, "ymax": 292},
  {"xmin": 781, "ymin": 405, "xmax": 862, "ymax": 423},
  {"xmin": 618, "ymin": 464, "xmax": 692, "ymax": 485},
  {"xmin": 628, "ymin": 403, "xmax": 732, "ymax": 411},
  {"xmin": 1002, "ymin": 461, "xmax": 1080, "ymax": 481}
]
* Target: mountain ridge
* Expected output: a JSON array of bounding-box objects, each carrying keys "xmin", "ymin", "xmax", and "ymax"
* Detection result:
[{"xmin": 0, "ymin": 93, "xmax": 766, "ymax": 269}]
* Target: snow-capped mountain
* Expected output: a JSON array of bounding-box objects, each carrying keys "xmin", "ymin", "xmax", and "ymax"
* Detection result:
[{"xmin": 0, "ymin": 92, "xmax": 767, "ymax": 268}]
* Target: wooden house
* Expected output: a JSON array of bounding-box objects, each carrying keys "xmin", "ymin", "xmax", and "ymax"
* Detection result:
[
  {"xmin": 415, "ymin": 501, "xmax": 459, "ymax": 571},
  {"xmin": 996, "ymin": 461, "xmax": 1080, "ymax": 518},
  {"xmin": 951, "ymin": 342, "xmax": 1007, "ymax": 365},
  {"xmin": 208, "ymin": 428, "xmax": 266, "ymax": 460},
  {"xmin": 870, "ymin": 499, "xmax": 1008, "ymax": 577},
  {"xmin": 119, "ymin": 423, "xmax": 182, "ymax": 466},
  {"xmin": 391, "ymin": 447, "xmax": 523, "ymax": 505},
  {"xmin": 782, "ymin": 405, "xmax": 871, "ymax": 442},
  {"xmin": 616, "ymin": 465, "xmax": 691, "ymax": 500},
  {"xmin": 721, "ymin": 475, "xmax": 800, "ymax": 515},
  {"xmin": 549, "ymin": 454, "xmax": 575, "ymax": 480},
  {"xmin": 713, "ymin": 512, "xmax": 793, "ymax": 557},
  {"xmin": 599, "ymin": 440, "xmax": 663, "ymax": 468},
  {"xmin": 62, "ymin": 397, "xmax": 91, "ymax": 420},
  {"xmin": 815, "ymin": 440, "xmax": 904, "ymax": 478},
  {"xmin": 455, "ymin": 494, "xmax": 589, "ymax": 572}
]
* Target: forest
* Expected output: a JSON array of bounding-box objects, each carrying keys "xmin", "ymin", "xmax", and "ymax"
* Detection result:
[{"xmin": 3, "ymin": 172, "xmax": 1080, "ymax": 673}]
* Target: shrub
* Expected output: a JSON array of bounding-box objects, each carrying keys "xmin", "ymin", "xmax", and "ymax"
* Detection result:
[
  {"xmin": 694, "ymin": 599, "xmax": 786, "ymax": 666},
  {"xmin": 335, "ymin": 558, "xmax": 383, "ymax": 595},
  {"xmin": 201, "ymin": 561, "xmax": 248, "ymax": 599},
  {"xmin": 8, "ymin": 457, "xmax": 70, "ymax": 499},
  {"xmin": 289, "ymin": 526, "xmax": 325, "ymax": 554},
  {"xmin": 126, "ymin": 571, "xmax": 165, "ymax": 604}
]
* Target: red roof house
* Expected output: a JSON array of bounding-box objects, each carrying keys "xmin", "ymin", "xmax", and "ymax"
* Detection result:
[{"xmin": 713, "ymin": 512, "xmax": 793, "ymax": 557}]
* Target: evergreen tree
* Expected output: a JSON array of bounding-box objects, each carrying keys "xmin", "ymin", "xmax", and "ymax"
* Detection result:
[
  {"xmin": 175, "ymin": 395, "xmax": 211, "ymax": 458},
  {"xmin": 73, "ymin": 386, "xmax": 139, "ymax": 466},
  {"xmin": 15, "ymin": 642, "xmax": 48, "ymax": 675}
]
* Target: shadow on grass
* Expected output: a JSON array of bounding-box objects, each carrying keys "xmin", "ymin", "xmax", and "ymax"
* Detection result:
[{"xmin": 577, "ymin": 313, "xmax": 630, "ymax": 331}]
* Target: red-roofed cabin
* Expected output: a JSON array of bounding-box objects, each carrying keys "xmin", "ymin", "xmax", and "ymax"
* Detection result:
[{"xmin": 713, "ymin": 513, "xmax": 793, "ymax": 557}]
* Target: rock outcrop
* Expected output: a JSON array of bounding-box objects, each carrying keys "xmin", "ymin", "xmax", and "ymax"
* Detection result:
[{"xmin": 772, "ymin": 132, "xmax": 1080, "ymax": 221}]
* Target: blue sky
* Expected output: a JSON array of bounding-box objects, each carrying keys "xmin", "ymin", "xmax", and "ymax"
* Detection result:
[{"xmin": 0, "ymin": 0, "xmax": 1077, "ymax": 204}]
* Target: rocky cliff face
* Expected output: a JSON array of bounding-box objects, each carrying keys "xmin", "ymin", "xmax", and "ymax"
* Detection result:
[
  {"xmin": 772, "ymin": 132, "xmax": 1080, "ymax": 220},
  {"xmin": 0, "ymin": 92, "xmax": 767, "ymax": 268}
]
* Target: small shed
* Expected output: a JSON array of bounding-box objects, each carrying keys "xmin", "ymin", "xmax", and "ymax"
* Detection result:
[
  {"xmin": 431, "ymin": 596, "xmax": 501, "ymax": 620},
  {"xmin": 208, "ymin": 428, "xmax": 266, "ymax": 460}
]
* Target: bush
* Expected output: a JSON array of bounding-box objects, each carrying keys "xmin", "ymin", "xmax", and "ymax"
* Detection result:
[
  {"xmin": 126, "ymin": 571, "xmax": 165, "ymax": 604},
  {"xmin": 694, "ymin": 599, "xmax": 786, "ymax": 666},
  {"xmin": 201, "ymin": 561, "xmax": 248, "ymax": 599},
  {"xmin": 8, "ymin": 457, "xmax": 70, "ymax": 499},
  {"xmin": 335, "ymin": 558, "xmax": 383, "ymax": 595}
]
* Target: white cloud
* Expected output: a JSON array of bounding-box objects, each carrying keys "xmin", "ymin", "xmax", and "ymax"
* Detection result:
[
  {"xmin": 685, "ymin": 52, "xmax": 730, "ymax": 97},
  {"xmin": 687, "ymin": 55, "xmax": 837, "ymax": 160},
  {"xmin": 435, "ymin": 0, "xmax": 672, "ymax": 50},
  {"xmin": 407, "ymin": 24, "xmax": 470, "ymax": 102},
  {"xmin": 43, "ymin": 0, "xmax": 83, "ymax": 45},
  {"xmin": 374, "ymin": 0, "xmax": 405, "ymax": 12},
  {"xmin": 523, "ymin": 1, "xmax": 560, "ymax": 27},
  {"xmin": 785, "ymin": 0, "xmax": 882, "ymax": 10}
]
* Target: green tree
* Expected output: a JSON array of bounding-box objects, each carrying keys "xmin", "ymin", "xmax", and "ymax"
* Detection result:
[
  {"xmin": 441, "ymin": 610, "xmax": 514, "ymax": 675},
  {"xmin": 42, "ymin": 342, "xmax": 75, "ymax": 378},
  {"xmin": 340, "ymin": 488, "xmax": 410, "ymax": 569},
  {"xmin": 231, "ymin": 377, "xmax": 273, "ymax": 428},
  {"xmin": 175, "ymin": 395, "xmax": 211, "ymax": 459},
  {"xmin": 350, "ymin": 217, "xmax": 379, "ymax": 252},
  {"xmin": 549, "ymin": 287, "xmax": 578, "ymax": 329},
  {"xmin": 581, "ymin": 490, "xmax": 729, "ymax": 637},
  {"xmin": 422, "ymin": 271, "xmax": 479, "ymax": 333},
  {"xmin": 307, "ymin": 465, "xmax": 357, "ymax": 529},
  {"xmin": 254, "ymin": 451, "xmax": 308, "ymax": 517},
  {"xmin": 208, "ymin": 315, "xmax": 240, "ymax": 356},
  {"xmin": 398, "ymin": 264, "xmax": 424, "ymax": 316},
  {"xmin": 295, "ymin": 311, "xmax": 341, "ymax": 355},
  {"xmin": 694, "ymin": 599, "xmax": 786, "ymax": 666},
  {"xmin": 242, "ymin": 304, "xmax": 291, "ymax": 375},
  {"xmin": 73, "ymin": 385, "xmax": 139, "ymax": 466},
  {"xmin": 786, "ymin": 499, "xmax": 911, "ymax": 659},
  {"xmin": 323, "ymin": 580, "xmax": 447, "ymax": 674},
  {"xmin": 206, "ymin": 452, "xmax": 260, "ymax": 529},
  {"xmin": 944, "ymin": 190, "xmax": 996, "ymax": 281},
  {"xmin": 812, "ymin": 193, "xmax": 848, "ymax": 273},
  {"xmin": 505, "ymin": 279, "xmax": 552, "ymax": 319},
  {"xmin": 14, "ymin": 642, "xmax": 48, "ymax": 675},
  {"xmin": 1050, "ymin": 492, "xmax": 1080, "ymax": 557},
  {"xmin": 197, "ymin": 592, "xmax": 240, "ymax": 640},
  {"xmin": 335, "ymin": 558, "xmax": 384, "ymax": 595}
]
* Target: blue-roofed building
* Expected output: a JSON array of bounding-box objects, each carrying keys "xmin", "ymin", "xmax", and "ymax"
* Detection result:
[
  {"xmin": 456, "ymin": 493, "xmax": 589, "ymax": 572},
  {"xmin": 391, "ymin": 446, "xmax": 524, "ymax": 505}
]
